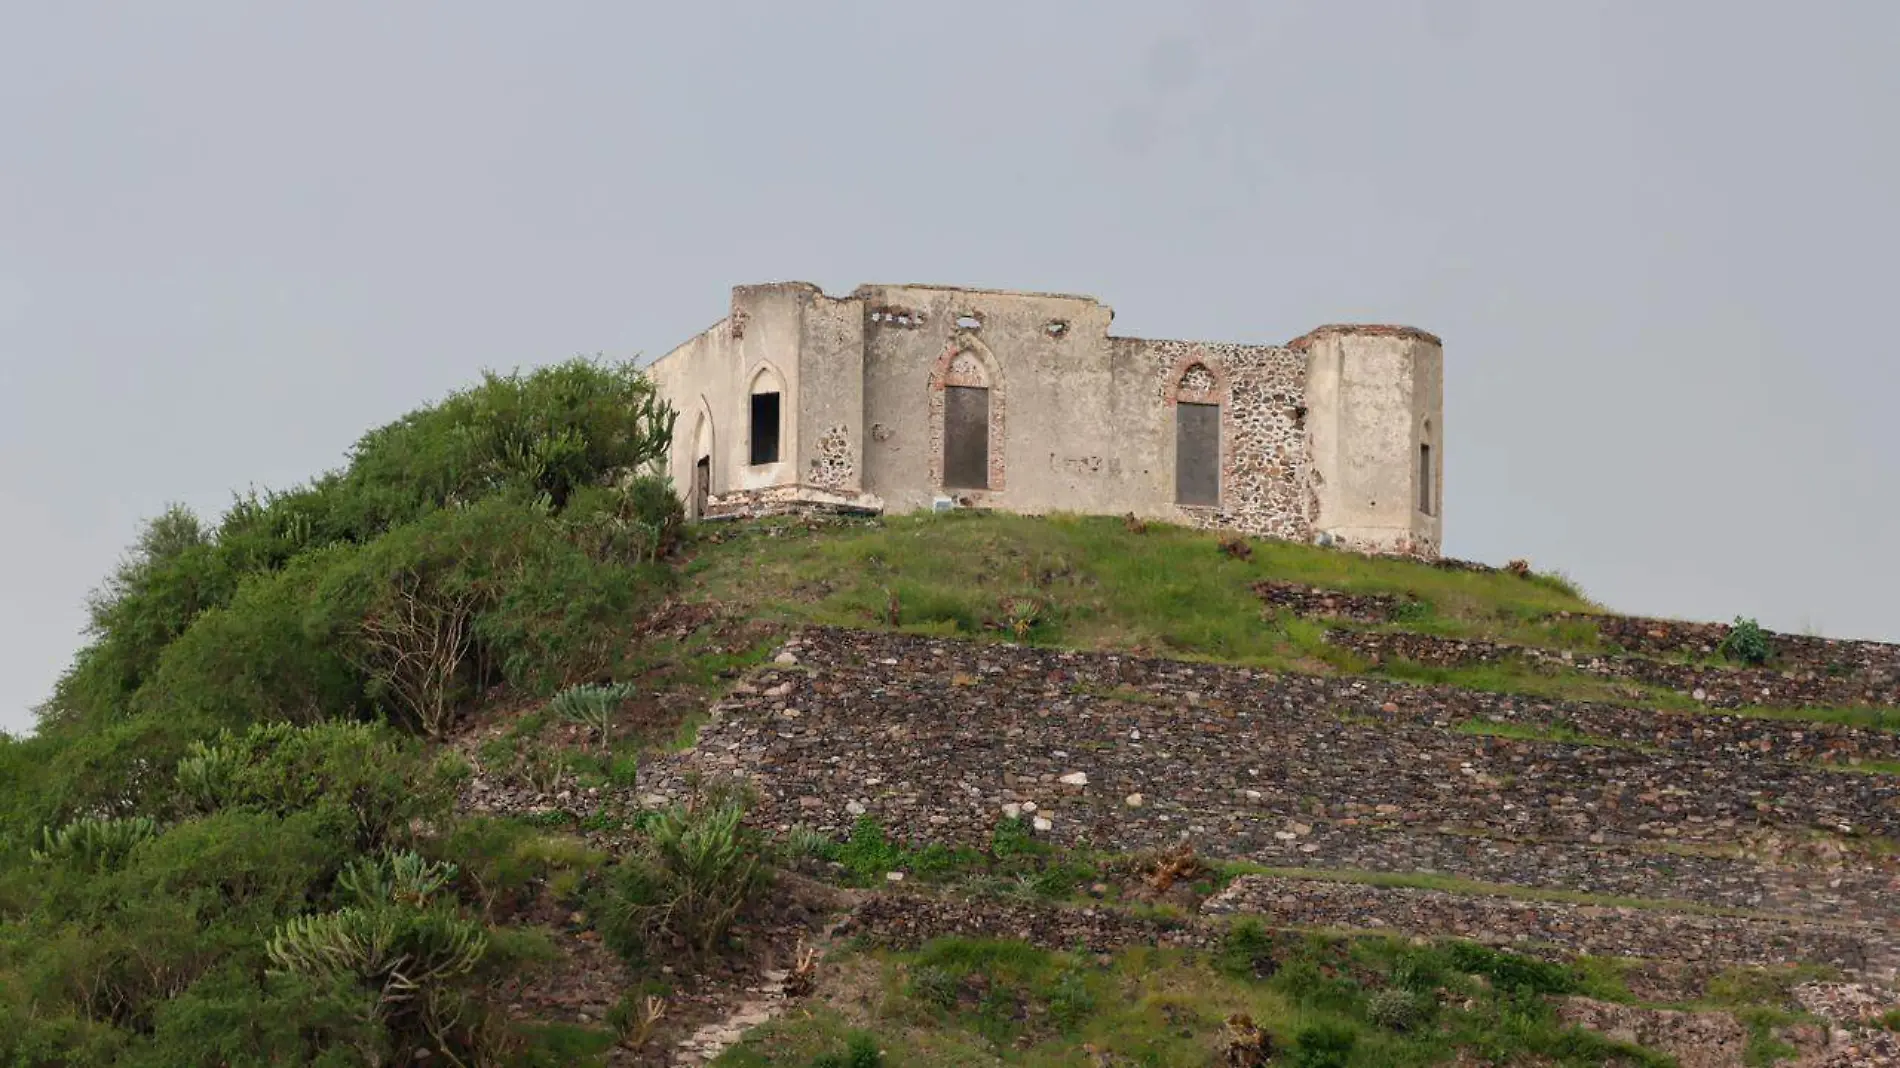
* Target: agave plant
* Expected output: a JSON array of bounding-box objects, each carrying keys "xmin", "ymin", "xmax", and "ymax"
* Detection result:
[
  {"xmin": 31, "ymin": 816, "xmax": 158, "ymax": 870},
  {"xmin": 550, "ymin": 681, "xmax": 639, "ymax": 748}
]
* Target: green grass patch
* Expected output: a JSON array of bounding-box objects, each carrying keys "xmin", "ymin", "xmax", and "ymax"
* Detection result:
[
  {"xmin": 1455, "ymin": 718, "xmax": 1660, "ymax": 754},
  {"xmin": 713, "ymin": 935, "xmax": 1677, "ymax": 1067},
  {"xmin": 1215, "ymin": 864, "xmax": 1808, "ymax": 924},
  {"xmin": 682, "ymin": 512, "xmax": 1597, "ymax": 671}
]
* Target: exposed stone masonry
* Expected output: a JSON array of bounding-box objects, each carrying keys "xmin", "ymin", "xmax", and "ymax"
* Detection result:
[
  {"xmin": 1256, "ymin": 580, "xmax": 1900, "ymax": 709},
  {"xmin": 1152, "ymin": 341, "xmax": 1315, "ymax": 541},
  {"xmin": 1205, "ymin": 876, "xmax": 1895, "ymax": 975},
  {"xmin": 1574, "ymin": 612, "xmax": 1900, "ymax": 688},
  {"xmin": 807, "ymin": 425, "xmax": 852, "ymax": 491},
  {"xmin": 1254, "ymin": 580, "xmax": 1408, "ymax": 624},
  {"xmin": 1327, "ymin": 628, "xmax": 1900, "ymax": 711},
  {"xmin": 648, "ymin": 627, "xmax": 1900, "ymax": 935}
]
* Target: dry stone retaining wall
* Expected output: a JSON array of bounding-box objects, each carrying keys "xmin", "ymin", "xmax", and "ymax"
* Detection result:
[
  {"xmin": 1574, "ymin": 611, "xmax": 1900, "ymax": 687},
  {"xmin": 649, "ymin": 627, "xmax": 1900, "ymax": 930},
  {"xmin": 1327, "ymin": 628, "xmax": 1900, "ymax": 710},
  {"xmin": 1204, "ymin": 875, "xmax": 1896, "ymax": 976},
  {"xmin": 1253, "ymin": 581, "xmax": 1900, "ymax": 697},
  {"xmin": 1254, "ymin": 580, "xmax": 1407, "ymax": 624}
]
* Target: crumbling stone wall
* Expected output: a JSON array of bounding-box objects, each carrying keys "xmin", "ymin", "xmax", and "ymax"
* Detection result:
[
  {"xmin": 649, "ymin": 281, "xmax": 1442, "ymax": 557},
  {"xmin": 1254, "ymin": 580, "xmax": 1408, "ymax": 623},
  {"xmin": 807, "ymin": 425, "xmax": 853, "ymax": 492},
  {"xmin": 1144, "ymin": 340, "xmax": 1316, "ymax": 540}
]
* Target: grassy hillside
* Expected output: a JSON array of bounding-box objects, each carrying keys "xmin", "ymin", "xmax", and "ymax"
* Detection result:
[
  {"xmin": 5, "ymin": 361, "xmax": 1892, "ymax": 1067},
  {"xmin": 683, "ymin": 509, "xmax": 1594, "ymax": 665}
]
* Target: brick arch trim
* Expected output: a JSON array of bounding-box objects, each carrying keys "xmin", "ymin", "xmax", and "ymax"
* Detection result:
[
  {"xmin": 1162, "ymin": 347, "xmax": 1234, "ymax": 511},
  {"xmin": 1165, "ymin": 350, "xmax": 1230, "ymax": 407},
  {"xmin": 927, "ymin": 335, "xmax": 1007, "ymax": 492}
]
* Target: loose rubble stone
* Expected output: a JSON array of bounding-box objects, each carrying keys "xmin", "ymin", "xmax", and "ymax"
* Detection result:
[{"xmin": 642, "ymin": 627, "xmax": 1900, "ymax": 930}]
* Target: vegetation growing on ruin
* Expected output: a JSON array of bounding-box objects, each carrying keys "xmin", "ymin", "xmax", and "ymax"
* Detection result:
[{"xmin": 2, "ymin": 359, "xmax": 1889, "ymax": 1065}]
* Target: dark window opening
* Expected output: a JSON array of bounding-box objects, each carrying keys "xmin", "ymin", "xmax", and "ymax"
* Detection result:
[
  {"xmin": 693, "ymin": 456, "xmax": 710, "ymax": 518},
  {"xmin": 1419, "ymin": 443, "xmax": 1433, "ymax": 515},
  {"xmin": 943, "ymin": 386, "xmax": 990, "ymax": 489},
  {"xmin": 749, "ymin": 392, "xmax": 781, "ymax": 465},
  {"xmin": 1175, "ymin": 402, "xmax": 1220, "ymax": 506}
]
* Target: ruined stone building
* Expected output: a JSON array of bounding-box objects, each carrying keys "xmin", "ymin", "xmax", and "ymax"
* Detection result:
[{"xmin": 644, "ymin": 282, "xmax": 1444, "ymax": 557}]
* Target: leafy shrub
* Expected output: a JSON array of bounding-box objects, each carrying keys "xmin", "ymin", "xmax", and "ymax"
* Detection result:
[
  {"xmin": 1216, "ymin": 917, "xmax": 1277, "ymax": 981},
  {"xmin": 551, "ymin": 681, "xmax": 640, "ymax": 746},
  {"xmin": 1269, "ymin": 957, "xmax": 1362, "ymax": 1014},
  {"xmin": 1446, "ymin": 941, "xmax": 1579, "ymax": 995},
  {"xmin": 267, "ymin": 851, "xmax": 490, "ymax": 1050},
  {"xmin": 340, "ymin": 357, "xmax": 676, "ymax": 525},
  {"xmin": 563, "ymin": 477, "xmax": 685, "ymax": 564},
  {"xmin": 128, "ymin": 967, "xmax": 382, "ymax": 1068},
  {"xmin": 989, "ymin": 816, "xmax": 1043, "ymax": 860},
  {"xmin": 173, "ymin": 720, "xmax": 450, "ymax": 850},
  {"xmin": 834, "ymin": 814, "xmax": 906, "ymax": 883},
  {"xmin": 810, "ymin": 1032, "xmax": 884, "ymax": 1068},
  {"xmin": 44, "ymin": 506, "xmax": 233, "ymax": 729},
  {"xmin": 1721, "ymin": 616, "xmax": 1772, "ymax": 665},
  {"xmin": 597, "ymin": 798, "xmax": 769, "ymax": 962},
  {"xmin": 30, "ymin": 816, "xmax": 158, "ymax": 870},
  {"xmin": 1366, "ymin": 986, "xmax": 1423, "ymax": 1032},
  {"xmin": 134, "ymin": 544, "xmax": 368, "ymax": 732},
  {"xmin": 469, "ymin": 513, "xmax": 665, "ymax": 696},
  {"xmin": 1388, "ymin": 946, "xmax": 1449, "ymax": 993},
  {"xmin": 906, "ymin": 964, "xmax": 963, "ymax": 1009},
  {"xmin": 1289, "ymin": 1022, "xmax": 1358, "ymax": 1068}
]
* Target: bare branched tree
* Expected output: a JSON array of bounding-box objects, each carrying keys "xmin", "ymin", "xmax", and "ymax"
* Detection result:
[{"xmin": 349, "ymin": 569, "xmax": 482, "ymax": 737}]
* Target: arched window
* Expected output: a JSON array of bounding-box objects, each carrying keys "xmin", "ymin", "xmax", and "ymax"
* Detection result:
[
  {"xmin": 690, "ymin": 407, "xmax": 714, "ymax": 519},
  {"xmin": 1172, "ymin": 361, "xmax": 1222, "ymax": 507},
  {"xmin": 747, "ymin": 366, "xmax": 784, "ymax": 466},
  {"xmin": 931, "ymin": 340, "xmax": 1004, "ymax": 492}
]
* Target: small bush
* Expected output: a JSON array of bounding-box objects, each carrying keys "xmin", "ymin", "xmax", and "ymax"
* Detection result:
[
  {"xmin": 1366, "ymin": 986, "xmax": 1423, "ymax": 1032},
  {"xmin": 598, "ymin": 798, "xmax": 769, "ymax": 962},
  {"xmin": 1216, "ymin": 918, "xmax": 1277, "ymax": 981},
  {"xmin": 989, "ymin": 816, "xmax": 1043, "ymax": 860},
  {"xmin": 550, "ymin": 681, "xmax": 639, "ymax": 746},
  {"xmin": 1269, "ymin": 957, "xmax": 1362, "ymax": 1014},
  {"xmin": 563, "ymin": 477, "xmax": 685, "ymax": 564},
  {"xmin": 906, "ymin": 964, "xmax": 962, "ymax": 1009},
  {"xmin": 834, "ymin": 815, "xmax": 905, "ymax": 883},
  {"xmin": 1289, "ymin": 1022, "xmax": 1358, "ymax": 1068},
  {"xmin": 1721, "ymin": 616, "xmax": 1772, "ymax": 665},
  {"xmin": 784, "ymin": 824, "xmax": 837, "ymax": 868},
  {"xmin": 1446, "ymin": 941, "xmax": 1578, "ymax": 995},
  {"xmin": 811, "ymin": 1032, "xmax": 883, "ymax": 1068},
  {"xmin": 173, "ymin": 720, "xmax": 448, "ymax": 851}
]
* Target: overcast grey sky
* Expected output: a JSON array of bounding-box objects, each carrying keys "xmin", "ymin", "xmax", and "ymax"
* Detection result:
[{"xmin": 3, "ymin": 2, "xmax": 1896, "ymax": 735}]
